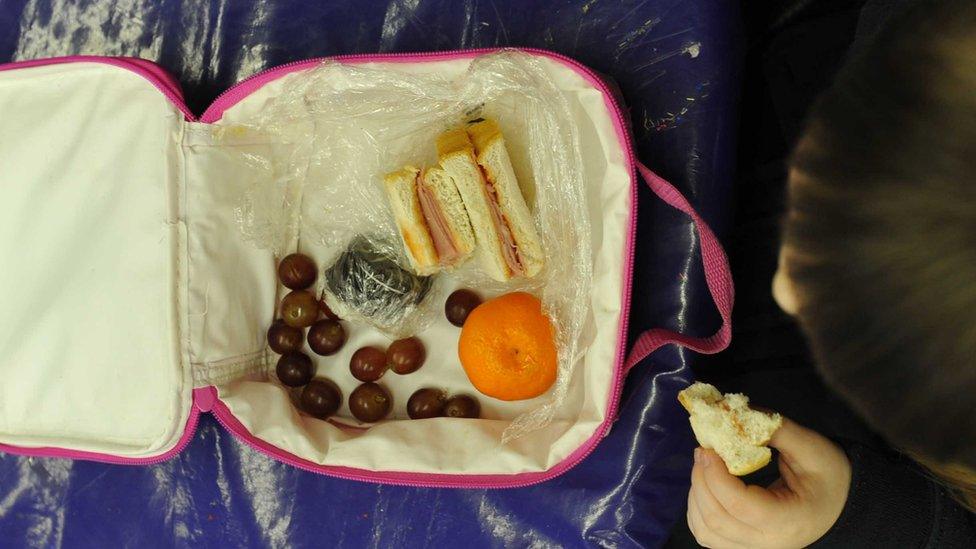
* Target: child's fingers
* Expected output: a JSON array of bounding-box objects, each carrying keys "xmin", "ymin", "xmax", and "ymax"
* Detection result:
[
  {"xmin": 687, "ymin": 493, "xmax": 721, "ymax": 548},
  {"xmin": 698, "ymin": 449, "xmax": 778, "ymax": 524},
  {"xmin": 768, "ymin": 418, "xmax": 819, "ymax": 473},
  {"xmin": 769, "ymin": 418, "xmax": 842, "ymax": 476},
  {"xmin": 690, "ymin": 454, "xmax": 761, "ymax": 541},
  {"xmin": 686, "ymin": 492, "xmax": 706, "ymax": 540},
  {"xmin": 775, "ymin": 450, "xmax": 802, "ymax": 494},
  {"xmin": 687, "ymin": 487, "xmax": 749, "ymax": 549}
]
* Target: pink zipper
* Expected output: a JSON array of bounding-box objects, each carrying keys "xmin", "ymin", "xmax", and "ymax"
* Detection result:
[
  {"xmin": 0, "ymin": 55, "xmax": 196, "ymax": 120},
  {"xmin": 200, "ymin": 48, "xmax": 639, "ymax": 488},
  {"xmin": 117, "ymin": 57, "xmax": 186, "ymax": 101},
  {"xmin": 0, "ymin": 406, "xmax": 201, "ymax": 465}
]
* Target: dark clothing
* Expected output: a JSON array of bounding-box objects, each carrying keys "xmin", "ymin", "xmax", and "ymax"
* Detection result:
[{"xmin": 811, "ymin": 442, "xmax": 976, "ymax": 548}]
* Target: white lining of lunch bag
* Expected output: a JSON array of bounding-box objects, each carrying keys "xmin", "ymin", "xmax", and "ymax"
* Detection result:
[
  {"xmin": 0, "ymin": 62, "xmax": 193, "ymax": 456},
  {"xmin": 180, "ymin": 120, "xmax": 279, "ymax": 386},
  {"xmin": 210, "ymin": 56, "xmax": 630, "ymax": 475}
]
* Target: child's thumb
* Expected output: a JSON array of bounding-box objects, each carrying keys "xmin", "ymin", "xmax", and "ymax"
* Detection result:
[{"xmin": 768, "ymin": 418, "xmax": 835, "ymax": 475}]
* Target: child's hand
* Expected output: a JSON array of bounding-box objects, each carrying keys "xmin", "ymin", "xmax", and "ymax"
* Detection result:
[{"xmin": 686, "ymin": 418, "xmax": 851, "ymax": 548}]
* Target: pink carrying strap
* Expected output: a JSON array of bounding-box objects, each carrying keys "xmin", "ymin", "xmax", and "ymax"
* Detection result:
[{"xmin": 624, "ymin": 163, "xmax": 735, "ymax": 371}]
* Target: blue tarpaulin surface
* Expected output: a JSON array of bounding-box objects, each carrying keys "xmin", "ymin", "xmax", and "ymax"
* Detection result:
[{"xmin": 0, "ymin": 1, "xmax": 740, "ymax": 546}]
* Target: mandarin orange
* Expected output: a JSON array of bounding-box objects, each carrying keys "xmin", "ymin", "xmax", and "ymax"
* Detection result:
[{"xmin": 457, "ymin": 292, "xmax": 557, "ymax": 401}]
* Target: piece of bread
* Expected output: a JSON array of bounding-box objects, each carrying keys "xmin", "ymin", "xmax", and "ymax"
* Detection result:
[
  {"xmin": 422, "ymin": 166, "xmax": 476, "ymax": 260},
  {"xmin": 466, "ymin": 118, "xmax": 545, "ymax": 278},
  {"xmin": 678, "ymin": 382, "xmax": 783, "ymax": 476},
  {"xmin": 436, "ymin": 129, "xmax": 511, "ymax": 281},
  {"xmin": 383, "ymin": 166, "xmax": 439, "ymax": 275}
]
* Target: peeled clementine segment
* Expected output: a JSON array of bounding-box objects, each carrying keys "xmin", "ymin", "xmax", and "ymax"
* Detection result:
[{"xmin": 458, "ymin": 292, "xmax": 558, "ymax": 401}]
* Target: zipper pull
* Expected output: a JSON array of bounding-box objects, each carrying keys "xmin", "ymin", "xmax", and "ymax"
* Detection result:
[{"xmin": 193, "ymin": 386, "xmax": 218, "ymax": 413}]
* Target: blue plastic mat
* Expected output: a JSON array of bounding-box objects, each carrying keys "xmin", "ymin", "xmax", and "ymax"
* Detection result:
[{"xmin": 0, "ymin": 1, "xmax": 739, "ymax": 546}]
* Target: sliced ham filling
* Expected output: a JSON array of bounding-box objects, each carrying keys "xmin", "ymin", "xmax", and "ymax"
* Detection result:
[
  {"xmin": 416, "ymin": 177, "xmax": 461, "ymax": 265},
  {"xmin": 483, "ymin": 180, "xmax": 524, "ymax": 277}
]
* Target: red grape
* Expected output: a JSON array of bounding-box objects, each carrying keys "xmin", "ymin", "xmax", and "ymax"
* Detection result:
[
  {"xmin": 349, "ymin": 383, "xmax": 392, "ymax": 423},
  {"xmin": 308, "ymin": 319, "xmax": 346, "ymax": 356},
  {"xmin": 267, "ymin": 320, "xmax": 304, "ymax": 354},
  {"xmin": 300, "ymin": 378, "xmax": 342, "ymax": 419},
  {"xmin": 444, "ymin": 395, "xmax": 481, "ymax": 418},
  {"xmin": 276, "ymin": 352, "xmax": 314, "ymax": 387},
  {"xmin": 281, "ymin": 290, "xmax": 319, "ymax": 328},
  {"xmin": 350, "ymin": 346, "xmax": 388, "ymax": 382},
  {"xmin": 445, "ymin": 289, "xmax": 482, "ymax": 327},
  {"xmin": 387, "ymin": 337, "xmax": 426, "ymax": 375},
  {"xmin": 278, "ymin": 253, "xmax": 317, "ymax": 290},
  {"xmin": 407, "ymin": 388, "xmax": 447, "ymax": 419}
]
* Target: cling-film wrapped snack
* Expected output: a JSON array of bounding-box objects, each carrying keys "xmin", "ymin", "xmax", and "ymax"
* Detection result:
[{"xmin": 321, "ymin": 236, "xmax": 434, "ymax": 336}]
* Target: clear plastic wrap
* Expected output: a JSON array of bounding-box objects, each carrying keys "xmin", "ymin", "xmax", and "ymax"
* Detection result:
[{"xmin": 224, "ymin": 51, "xmax": 592, "ymax": 441}]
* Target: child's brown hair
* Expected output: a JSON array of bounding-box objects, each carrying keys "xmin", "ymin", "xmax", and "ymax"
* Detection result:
[{"xmin": 782, "ymin": 0, "xmax": 976, "ymax": 508}]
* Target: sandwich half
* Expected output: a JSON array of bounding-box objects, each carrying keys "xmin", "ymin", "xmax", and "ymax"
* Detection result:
[
  {"xmin": 383, "ymin": 165, "xmax": 475, "ymax": 275},
  {"xmin": 436, "ymin": 121, "xmax": 544, "ymax": 281}
]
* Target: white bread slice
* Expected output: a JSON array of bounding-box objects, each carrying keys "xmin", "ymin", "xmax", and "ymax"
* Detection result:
[
  {"xmin": 421, "ymin": 166, "xmax": 476, "ymax": 262},
  {"xmin": 678, "ymin": 382, "xmax": 783, "ymax": 476},
  {"xmin": 436, "ymin": 129, "xmax": 511, "ymax": 281},
  {"xmin": 466, "ymin": 118, "xmax": 545, "ymax": 278},
  {"xmin": 383, "ymin": 166, "xmax": 439, "ymax": 275}
]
